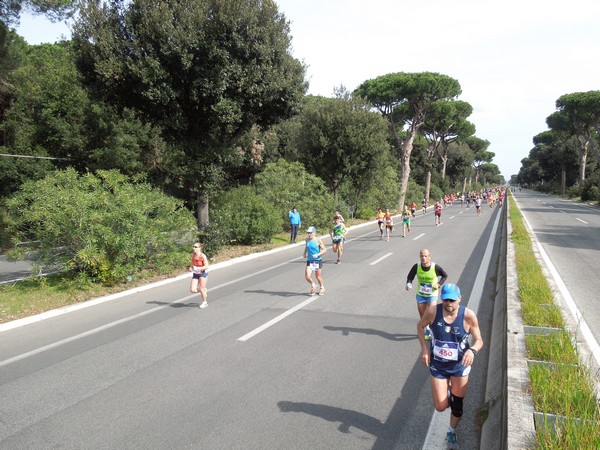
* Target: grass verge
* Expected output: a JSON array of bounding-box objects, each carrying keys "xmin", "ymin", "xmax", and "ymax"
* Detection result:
[{"xmin": 508, "ymin": 193, "xmax": 600, "ymax": 448}]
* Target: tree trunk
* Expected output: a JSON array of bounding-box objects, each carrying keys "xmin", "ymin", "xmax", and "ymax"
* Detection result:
[
  {"xmin": 440, "ymin": 155, "xmax": 448, "ymax": 180},
  {"xmin": 561, "ymin": 168, "xmax": 566, "ymax": 195},
  {"xmin": 461, "ymin": 177, "xmax": 467, "ymax": 195},
  {"xmin": 425, "ymin": 171, "xmax": 431, "ymax": 204},
  {"xmin": 196, "ymin": 192, "xmax": 209, "ymax": 228},
  {"xmin": 398, "ymin": 131, "xmax": 415, "ymax": 209},
  {"xmin": 577, "ymin": 138, "xmax": 589, "ymax": 194}
]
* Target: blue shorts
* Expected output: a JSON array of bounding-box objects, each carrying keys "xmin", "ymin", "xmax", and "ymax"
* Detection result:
[
  {"xmin": 306, "ymin": 260, "xmax": 323, "ymax": 270},
  {"xmin": 430, "ymin": 361, "xmax": 471, "ymax": 379},
  {"xmin": 192, "ymin": 271, "xmax": 208, "ymax": 279},
  {"xmin": 416, "ymin": 294, "xmax": 437, "ymax": 304}
]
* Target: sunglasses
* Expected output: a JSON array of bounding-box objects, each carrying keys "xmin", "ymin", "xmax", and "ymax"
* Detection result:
[{"xmin": 443, "ymin": 298, "xmax": 458, "ymax": 302}]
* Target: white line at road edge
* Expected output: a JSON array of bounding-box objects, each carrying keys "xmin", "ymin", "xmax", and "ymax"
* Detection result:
[
  {"xmin": 413, "ymin": 233, "xmax": 425, "ymax": 241},
  {"xmin": 576, "ymin": 217, "xmax": 588, "ymax": 224},
  {"xmin": 237, "ymin": 296, "xmax": 318, "ymax": 342},
  {"xmin": 516, "ymin": 203, "xmax": 600, "ymax": 367},
  {"xmin": 369, "ymin": 252, "xmax": 393, "ymax": 266},
  {"xmin": 422, "ymin": 205, "xmax": 501, "ymax": 450}
]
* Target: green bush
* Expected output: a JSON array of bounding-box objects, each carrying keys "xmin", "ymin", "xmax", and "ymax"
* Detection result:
[
  {"xmin": 581, "ymin": 178, "xmax": 600, "ymax": 201},
  {"xmin": 211, "ymin": 185, "xmax": 283, "ymax": 245},
  {"xmin": 429, "ymin": 184, "xmax": 444, "ymax": 203},
  {"xmin": 254, "ymin": 159, "xmax": 335, "ymax": 231},
  {"xmin": 4, "ymin": 168, "xmax": 196, "ymax": 284},
  {"xmin": 405, "ymin": 179, "xmax": 424, "ymax": 206}
]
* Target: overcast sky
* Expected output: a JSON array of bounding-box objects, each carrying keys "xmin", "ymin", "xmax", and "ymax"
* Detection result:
[{"xmin": 16, "ymin": 0, "xmax": 600, "ymax": 180}]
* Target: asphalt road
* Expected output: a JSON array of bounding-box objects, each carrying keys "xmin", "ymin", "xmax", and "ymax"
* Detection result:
[
  {"xmin": 0, "ymin": 203, "xmax": 502, "ymax": 449},
  {"xmin": 511, "ymin": 189, "xmax": 600, "ymax": 361}
]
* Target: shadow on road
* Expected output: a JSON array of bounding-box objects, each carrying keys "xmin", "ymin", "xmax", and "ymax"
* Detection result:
[{"xmin": 323, "ymin": 325, "xmax": 417, "ymax": 342}]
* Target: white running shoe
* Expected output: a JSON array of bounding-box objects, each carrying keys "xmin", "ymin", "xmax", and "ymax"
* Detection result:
[{"xmin": 199, "ymin": 301, "xmax": 208, "ymax": 309}]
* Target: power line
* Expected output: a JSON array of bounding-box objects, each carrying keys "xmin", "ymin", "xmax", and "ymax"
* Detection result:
[{"xmin": 0, "ymin": 153, "xmax": 70, "ymax": 161}]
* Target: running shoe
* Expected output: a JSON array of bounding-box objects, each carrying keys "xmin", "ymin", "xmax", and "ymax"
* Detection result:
[
  {"xmin": 199, "ymin": 301, "xmax": 208, "ymax": 309},
  {"xmin": 336, "ymin": 259, "xmax": 341, "ymax": 264},
  {"xmin": 310, "ymin": 283, "xmax": 317, "ymax": 295},
  {"xmin": 446, "ymin": 431, "xmax": 458, "ymax": 449},
  {"xmin": 319, "ymin": 287, "xmax": 326, "ymax": 296}
]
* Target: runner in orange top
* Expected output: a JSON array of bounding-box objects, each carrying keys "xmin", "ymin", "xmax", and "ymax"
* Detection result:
[
  {"xmin": 376, "ymin": 208, "xmax": 385, "ymax": 239},
  {"xmin": 190, "ymin": 242, "xmax": 209, "ymax": 308}
]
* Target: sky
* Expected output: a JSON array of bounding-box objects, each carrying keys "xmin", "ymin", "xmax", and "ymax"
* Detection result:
[{"xmin": 15, "ymin": 0, "xmax": 600, "ymax": 180}]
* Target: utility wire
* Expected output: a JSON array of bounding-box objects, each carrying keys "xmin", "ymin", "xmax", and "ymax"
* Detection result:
[{"xmin": 0, "ymin": 153, "xmax": 70, "ymax": 160}]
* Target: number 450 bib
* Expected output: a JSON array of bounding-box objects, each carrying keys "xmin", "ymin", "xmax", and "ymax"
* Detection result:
[{"xmin": 433, "ymin": 341, "xmax": 459, "ymax": 361}]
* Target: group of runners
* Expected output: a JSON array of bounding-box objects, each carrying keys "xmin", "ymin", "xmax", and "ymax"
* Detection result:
[
  {"xmin": 298, "ymin": 207, "xmax": 484, "ymax": 449},
  {"xmin": 189, "ymin": 192, "xmax": 495, "ymax": 449}
]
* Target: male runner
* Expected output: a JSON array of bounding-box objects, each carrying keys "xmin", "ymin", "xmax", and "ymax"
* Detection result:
[
  {"xmin": 405, "ymin": 249, "xmax": 448, "ymax": 338},
  {"xmin": 417, "ymin": 284, "xmax": 483, "ymax": 450}
]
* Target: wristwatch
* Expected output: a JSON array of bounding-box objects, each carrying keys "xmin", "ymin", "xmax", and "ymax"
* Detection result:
[{"xmin": 470, "ymin": 348, "xmax": 478, "ymax": 356}]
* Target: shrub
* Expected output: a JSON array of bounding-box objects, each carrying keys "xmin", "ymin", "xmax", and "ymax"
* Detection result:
[
  {"xmin": 429, "ymin": 184, "xmax": 444, "ymax": 203},
  {"xmin": 211, "ymin": 185, "xmax": 283, "ymax": 245},
  {"xmin": 405, "ymin": 179, "xmax": 424, "ymax": 206},
  {"xmin": 254, "ymin": 159, "xmax": 335, "ymax": 231},
  {"xmin": 4, "ymin": 169, "xmax": 196, "ymax": 284}
]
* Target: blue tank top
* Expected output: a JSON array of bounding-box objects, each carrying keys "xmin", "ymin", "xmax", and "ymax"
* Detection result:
[
  {"xmin": 430, "ymin": 304, "xmax": 471, "ymax": 364},
  {"xmin": 306, "ymin": 237, "xmax": 321, "ymax": 262}
]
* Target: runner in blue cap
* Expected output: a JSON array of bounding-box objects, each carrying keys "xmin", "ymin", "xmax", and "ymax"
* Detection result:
[{"xmin": 417, "ymin": 283, "xmax": 484, "ymax": 449}]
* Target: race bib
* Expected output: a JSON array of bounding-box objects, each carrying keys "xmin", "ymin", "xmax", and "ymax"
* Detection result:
[
  {"xmin": 309, "ymin": 261, "xmax": 320, "ymax": 270},
  {"xmin": 419, "ymin": 283, "xmax": 433, "ymax": 295},
  {"xmin": 433, "ymin": 341, "xmax": 459, "ymax": 361}
]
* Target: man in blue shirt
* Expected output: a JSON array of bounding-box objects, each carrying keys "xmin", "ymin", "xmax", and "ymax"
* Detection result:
[{"xmin": 288, "ymin": 207, "xmax": 301, "ymax": 243}]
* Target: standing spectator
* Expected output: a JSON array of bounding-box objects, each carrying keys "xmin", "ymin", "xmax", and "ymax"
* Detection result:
[{"xmin": 288, "ymin": 207, "xmax": 301, "ymax": 243}]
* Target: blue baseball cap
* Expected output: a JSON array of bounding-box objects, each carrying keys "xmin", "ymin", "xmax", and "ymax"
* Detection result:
[{"xmin": 441, "ymin": 283, "xmax": 461, "ymax": 300}]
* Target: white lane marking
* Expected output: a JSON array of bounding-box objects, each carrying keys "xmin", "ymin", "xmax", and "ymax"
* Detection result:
[
  {"xmin": 369, "ymin": 252, "xmax": 393, "ymax": 266},
  {"xmin": 0, "ymin": 259, "xmax": 299, "ymax": 366},
  {"xmin": 0, "ymin": 296, "xmax": 191, "ymax": 368},
  {"xmin": 422, "ymin": 207, "xmax": 501, "ymax": 450},
  {"xmin": 450, "ymin": 216, "xmax": 456, "ymax": 220},
  {"xmin": 237, "ymin": 296, "xmax": 318, "ymax": 342},
  {"xmin": 576, "ymin": 218, "xmax": 588, "ymax": 224},
  {"xmin": 413, "ymin": 233, "xmax": 426, "ymax": 241}
]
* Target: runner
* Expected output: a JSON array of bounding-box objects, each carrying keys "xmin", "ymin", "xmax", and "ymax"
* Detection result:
[
  {"xmin": 475, "ymin": 196, "xmax": 482, "ymax": 217},
  {"xmin": 410, "ymin": 201, "xmax": 417, "ymax": 219},
  {"xmin": 384, "ymin": 208, "xmax": 394, "ymax": 241},
  {"xmin": 330, "ymin": 216, "xmax": 347, "ymax": 264},
  {"xmin": 422, "ymin": 198, "xmax": 428, "ymax": 215},
  {"xmin": 417, "ymin": 283, "xmax": 484, "ymax": 450},
  {"xmin": 376, "ymin": 208, "xmax": 385, "ymax": 239},
  {"xmin": 434, "ymin": 201, "xmax": 443, "ymax": 227},
  {"xmin": 405, "ymin": 248, "xmax": 448, "ymax": 338},
  {"xmin": 304, "ymin": 226, "xmax": 327, "ymax": 295},
  {"xmin": 401, "ymin": 204, "xmax": 411, "ymax": 237},
  {"xmin": 190, "ymin": 242, "xmax": 209, "ymax": 308}
]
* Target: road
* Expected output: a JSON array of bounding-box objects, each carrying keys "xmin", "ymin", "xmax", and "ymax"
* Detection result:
[
  {"xmin": 0, "ymin": 203, "xmax": 502, "ymax": 449},
  {"xmin": 511, "ymin": 189, "xmax": 600, "ymax": 364}
]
